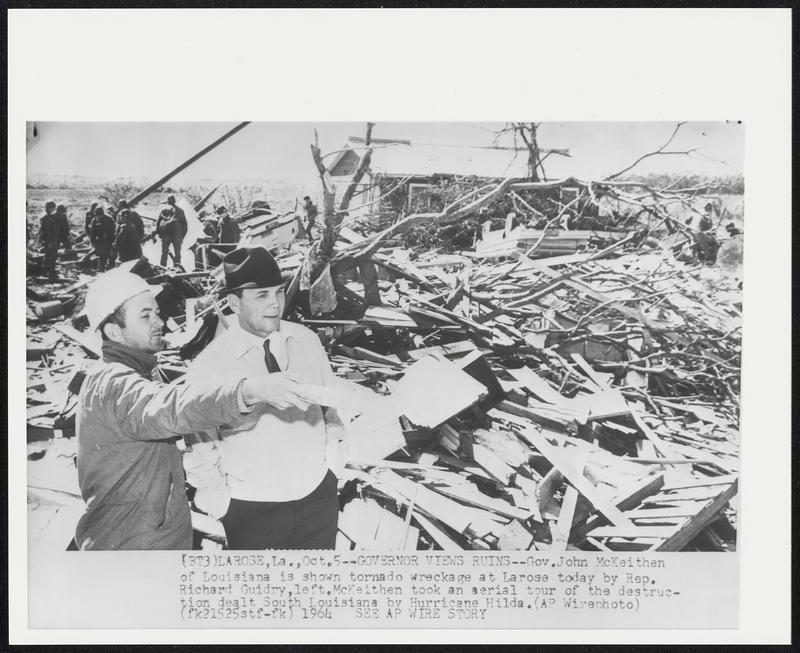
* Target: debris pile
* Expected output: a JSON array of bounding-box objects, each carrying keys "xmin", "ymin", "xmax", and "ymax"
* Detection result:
[{"xmin": 26, "ymin": 180, "xmax": 742, "ymax": 553}]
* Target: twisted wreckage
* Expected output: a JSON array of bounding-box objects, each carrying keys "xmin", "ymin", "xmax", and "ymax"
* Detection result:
[{"xmin": 26, "ymin": 129, "xmax": 742, "ymax": 554}]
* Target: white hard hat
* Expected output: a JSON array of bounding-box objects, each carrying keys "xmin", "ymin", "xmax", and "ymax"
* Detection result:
[{"xmin": 84, "ymin": 270, "xmax": 163, "ymax": 332}]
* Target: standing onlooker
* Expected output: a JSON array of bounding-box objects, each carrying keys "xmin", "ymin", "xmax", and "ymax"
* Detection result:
[
  {"xmin": 55, "ymin": 204, "xmax": 73, "ymax": 251},
  {"xmin": 117, "ymin": 199, "xmax": 145, "ymax": 241},
  {"xmin": 89, "ymin": 206, "xmax": 116, "ymax": 272},
  {"xmin": 114, "ymin": 210, "xmax": 143, "ymax": 263},
  {"xmin": 217, "ymin": 206, "xmax": 240, "ymax": 245},
  {"xmin": 156, "ymin": 207, "xmax": 182, "ymax": 268},
  {"xmin": 200, "ymin": 210, "xmax": 219, "ymax": 243},
  {"xmin": 302, "ymin": 195, "xmax": 319, "ymax": 242},
  {"xmin": 38, "ymin": 200, "xmax": 64, "ymax": 280},
  {"xmin": 156, "ymin": 196, "xmax": 187, "ymax": 268},
  {"xmin": 84, "ymin": 202, "xmax": 99, "ymax": 239}
]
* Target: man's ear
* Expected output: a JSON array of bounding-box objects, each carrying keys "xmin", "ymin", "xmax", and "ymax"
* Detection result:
[
  {"xmin": 227, "ymin": 293, "xmax": 240, "ymax": 314},
  {"xmin": 101, "ymin": 321, "xmax": 124, "ymax": 343}
]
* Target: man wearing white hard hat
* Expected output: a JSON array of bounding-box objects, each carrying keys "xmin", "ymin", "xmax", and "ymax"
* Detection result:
[{"xmin": 75, "ymin": 269, "xmax": 315, "ymax": 550}]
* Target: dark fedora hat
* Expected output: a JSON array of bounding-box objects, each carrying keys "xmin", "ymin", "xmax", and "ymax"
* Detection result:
[{"xmin": 220, "ymin": 247, "xmax": 289, "ymax": 295}]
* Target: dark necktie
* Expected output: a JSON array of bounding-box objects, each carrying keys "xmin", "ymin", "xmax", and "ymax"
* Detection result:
[{"xmin": 263, "ymin": 339, "xmax": 280, "ymax": 373}]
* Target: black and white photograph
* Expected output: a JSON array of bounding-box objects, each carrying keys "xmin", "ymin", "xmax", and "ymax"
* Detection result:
[
  {"xmin": 8, "ymin": 7, "xmax": 791, "ymax": 646},
  {"xmin": 24, "ymin": 120, "xmax": 744, "ymax": 555}
]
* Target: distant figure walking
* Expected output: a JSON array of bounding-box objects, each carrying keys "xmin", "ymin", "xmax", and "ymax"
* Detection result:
[
  {"xmin": 156, "ymin": 196, "xmax": 187, "ymax": 268},
  {"xmin": 89, "ymin": 206, "xmax": 116, "ymax": 271},
  {"xmin": 38, "ymin": 200, "xmax": 67, "ymax": 279},
  {"xmin": 303, "ymin": 195, "xmax": 318, "ymax": 242}
]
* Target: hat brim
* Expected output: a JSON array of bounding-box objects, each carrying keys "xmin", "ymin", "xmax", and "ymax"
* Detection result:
[
  {"xmin": 88, "ymin": 284, "xmax": 164, "ymax": 331},
  {"xmin": 218, "ymin": 274, "xmax": 294, "ymax": 297}
]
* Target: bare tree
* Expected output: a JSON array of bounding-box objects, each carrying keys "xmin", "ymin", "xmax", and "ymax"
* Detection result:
[
  {"xmin": 337, "ymin": 122, "xmax": 374, "ymax": 224},
  {"xmin": 494, "ymin": 122, "xmax": 549, "ymax": 181}
]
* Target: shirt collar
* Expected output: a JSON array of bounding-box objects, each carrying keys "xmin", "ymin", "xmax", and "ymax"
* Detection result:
[{"xmin": 225, "ymin": 318, "xmax": 296, "ymax": 360}]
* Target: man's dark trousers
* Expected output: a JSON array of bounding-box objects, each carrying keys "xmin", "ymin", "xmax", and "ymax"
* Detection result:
[
  {"xmin": 160, "ymin": 232, "xmax": 183, "ymax": 266},
  {"xmin": 222, "ymin": 470, "xmax": 339, "ymax": 549}
]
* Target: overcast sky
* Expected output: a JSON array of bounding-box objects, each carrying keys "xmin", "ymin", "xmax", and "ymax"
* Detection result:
[{"xmin": 26, "ymin": 121, "xmax": 744, "ymax": 186}]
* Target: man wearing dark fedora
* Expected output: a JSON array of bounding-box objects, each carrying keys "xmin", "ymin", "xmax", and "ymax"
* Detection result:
[{"xmin": 183, "ymin": 246, "xmax": 345, "ymax": 549}]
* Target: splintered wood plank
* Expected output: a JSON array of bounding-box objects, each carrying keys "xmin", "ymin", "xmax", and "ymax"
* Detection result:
[
  {"xmin": 344, "ymin": 399, "xmax": 405, "ymax": 463},
  {"xmin": 472, "ymin": 444, "xmax": 515, "ymax": 485},
  {"xmin": 626, "ymin": 506, "xmax": 701, "ymax": 519},
  {"xmin": 412, "ymin": 511, "xmax": 463, "ymax": 551},
  {"xmin": 435, "ymin": 452, "xmax": 494, "ymax": 480},
  {"xmin": 629, "ymin": 406, "xmax": 678, "ymax": 462},
  {"xmin": 495, "ymin": 400, "xmax": 573, "ymax": 430},
  {"xmin": 589, "ymin": 526, "xmax": 675, "ymax": 539},
  {"xmin": 341, "ymin": 345, "xmax": 402, "ymax": 366},
  {"xmin": 496, "ymin": 519, "xmax": 535, "ymax": 550},
  {"xmin": 432, "ymin": 483, "xmax": 531, "ymax": 521},
  {"xmin": 660, "ymin": 473, "xmax": 738, "ymax": 491},
  {"xmin": 375, "ymin": 510, "xmax": 419, "ymax": 551},
  {"xmin": 569, "ymin": 353, "xmax": 610, "ymax": 390},
  {"xmin": 551, "ymin": 486, "xmax": 578, "ymax": 552},
  {"xmin": 512, "ymin": 475, "xmax": 544, "ymax": 523},
  {"xmin": 586, "ymin": 537, "xmax": 613, "ymax": 552},
  {"xmin": 392, "ymin": 356, "xmax": 486, "ymax": 428},
  {"xmin": 653, "ymin": 479, "xmax": 738, "ymax": 552},
  {"xmin": 646, "ymin": 486, "xmax": 731, "ymax": 503},
  {"xmin": 580, "ymin": 389, "xmax": 630, "ymax": 420},
  {"xmin": 375, "ymin": 470, "xmax": 474, "ymax": 534},
  {"xmin": 525, "ymin": 429, "xmax": 634, "ymax": 527},
  {"xmin": 570, "ymin": 472, "xmax": 665, "ymax": 542},
  {"xmin": 402, "ymin": 340, "xmax": 479, "ymax": 361},
  {"xmin": 636, "ymin": 438, "xmax": 658, "ymax": 459},
  {"xmin": 337, "ymin": 498, "xmax": 382, "ymax": 547},
  {"xmin": 507, "ymin": 366, "xmax": 566, "ymax": 405}
]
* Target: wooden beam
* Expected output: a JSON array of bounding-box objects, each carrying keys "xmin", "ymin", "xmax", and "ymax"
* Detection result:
[
  {"xmin": 660, "ymin": 473, "xmax": 738, "ymax": 491},
  {"xmin": 551, "ymin": 486, "xmax": 578, "ymax": 551},
  {"xmin": 653, "ymin": 479, "xmax": 738, "ymax": 552},
  {"xmin": 589, "ymin": 526, "xmax": 676, "ymax": 539},
  {"xmin": 412, "ymin": 511, "xmax": 463, "ymax": 551},
  {"xmin": 571, "ymin": 472, "xmax": 665, "ymax": 542},
  {"xmin": 629, "ymin": 406, "xmax": 679, "ymax": 462},
  {"xmin": 525, "ymin": 429, "xmax": 634, "ymax": 527}
]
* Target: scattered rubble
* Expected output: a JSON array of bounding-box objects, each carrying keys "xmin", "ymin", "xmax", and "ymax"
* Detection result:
[{"xmin": 26, "ymin": 175, "xmax": 742, "ymax": 553}]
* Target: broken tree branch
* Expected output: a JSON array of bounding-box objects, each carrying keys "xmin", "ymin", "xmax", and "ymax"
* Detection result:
[{"xmin": 604, "ymin": 122, "xmax": 695, "ymax": 181}]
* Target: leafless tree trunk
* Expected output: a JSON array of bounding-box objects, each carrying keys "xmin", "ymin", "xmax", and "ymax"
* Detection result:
[
  {"xmin": 292, "ymin": 130, "xmax": 338, "ymax": 300},
  {"xmin": 337, "ymin": 122, "xmax": 374, "ymax": 225},
  {"xmin": 515, "ymin": 122, "xmax": 543, "ymax": 181}
]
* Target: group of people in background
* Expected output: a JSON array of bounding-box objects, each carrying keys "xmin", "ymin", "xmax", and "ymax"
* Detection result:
[
  {"xmin": 36, "ymin": 197, "xmax": 151, "ymax": 279},
  {"xmin": 36, "ymin": 193, "xmax": 322, "ymax": 279},
  {"xmin": 35, "ymin": 195, "xmax": 236, "ymax": 279}
]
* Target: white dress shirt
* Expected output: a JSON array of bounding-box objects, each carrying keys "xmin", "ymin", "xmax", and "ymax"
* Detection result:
[{"xmin": 182, "ymin": 319, "xmax": 344, "ymax": 518}]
